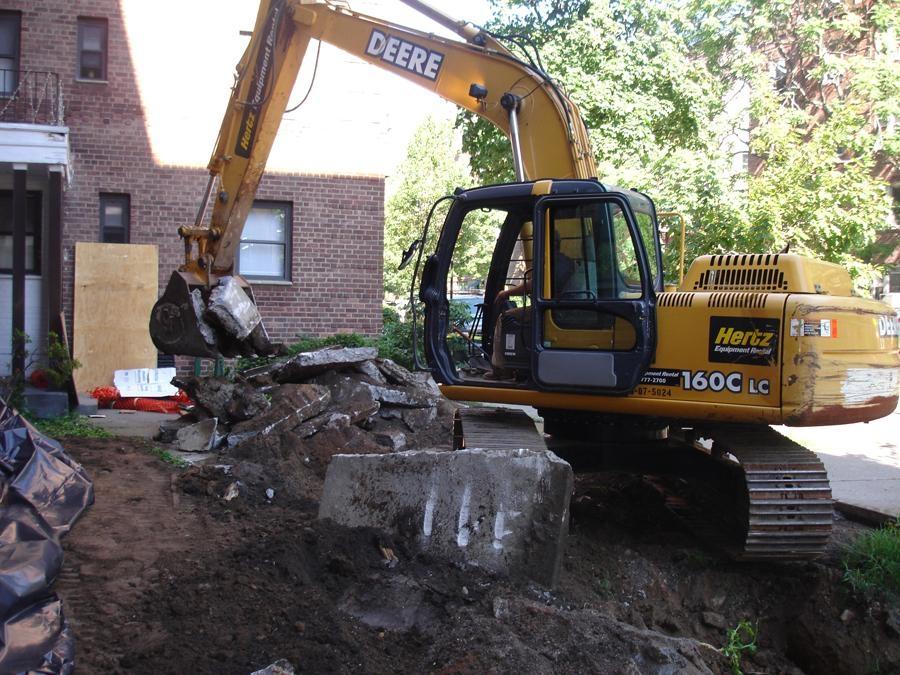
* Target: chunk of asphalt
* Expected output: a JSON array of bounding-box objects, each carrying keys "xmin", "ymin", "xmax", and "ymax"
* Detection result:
[
  {"xmin": 363, "ymin": 383, "xmax": 434, "ymax": 408},
  {"xmin": 227, "ymin": 384, "xmax": 331, "ymax": 448},
  {"xmin": 157, "ymin": 415, "xmax": 197, "ymax": 443},
  {"xmin": 274, "ymin": 347, "xmax": 379, "ymax": 383},
  {"xmin": 175, "ymin": 418, "xmax": 218, "ymax": 453},
  {"xmin": 190, "ymin": 289, "xmax": 217, "ymax": 347},
  {"xmin": 318, "ymin": 448, "xmax": 574, "ymax": 587},
  {"xmin": 374, "ymin": 429, "xmax": 407, "ymax": 452},
  {"xmin": 206, "ymin": 276, "xmax": 261, "ymax": 340},
  {"xmin": 354, "ymin": 360, "xmax": 387, "ymax": 385},
  {"xmin": 173, "ymin": 376, "xmax": 270, "ymax": 423}
]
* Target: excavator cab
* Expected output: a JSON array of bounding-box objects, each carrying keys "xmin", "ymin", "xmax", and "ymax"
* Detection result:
[{"xmin": 420, "ymin": 180, "xmax": 659, "ymax": 394}]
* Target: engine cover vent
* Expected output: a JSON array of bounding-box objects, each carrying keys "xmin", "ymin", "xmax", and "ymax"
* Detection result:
[
  {"xmin": 692, "ymin": 254, "xmax": 788, "ymax": 292},
  {"xmin": 708, "ymin": 292, "xmax": 769, "ymax": 309},
  {"xmin": 658, "ymin": 292, "xmax": 695, "ymax": 308},
  {"xmin": 680, "ymin": 253, "xmax": 853, "ymax": 295}
]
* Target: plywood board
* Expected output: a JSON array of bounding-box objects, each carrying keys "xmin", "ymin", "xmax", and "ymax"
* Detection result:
[{"xmin": 73, "ymin": 243, "xmax": 159, "ymax": 392}]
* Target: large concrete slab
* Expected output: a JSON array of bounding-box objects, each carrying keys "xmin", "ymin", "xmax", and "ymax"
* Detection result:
[{"xmin": 318, "ymin": 448, "xmax": 574, "ymax": 587}]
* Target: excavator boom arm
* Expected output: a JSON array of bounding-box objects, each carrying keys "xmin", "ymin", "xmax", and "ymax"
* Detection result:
[
  {"xmin": 152, "ymin": 0, "xmax": 597, "ymax": 359},
  {"xmin": 203, "ymin": 0, "xmax": 596, "ymax": 275}
]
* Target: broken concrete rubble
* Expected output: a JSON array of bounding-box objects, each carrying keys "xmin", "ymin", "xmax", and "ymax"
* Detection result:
[
  {"xmin": 172, "ymin": 376, "xmax": 270, "ymax": 424},
  {"xmin": 364, "ymin": 383, "xmax": 435, "ymax": 408},
  {"xmin": 157, "ymin": 415, "xmax": 198, "ymax": 443},
  {"xmin": 376, "ymin": 358, "xmax": 420, "ymax": 387},
  {"xmin": 206, "ymin": 276, "xmax": 261, "ymax": 340},
  {"xmin": 175, "ymin": 418, "xmax": 218, "ymax": 453},
  {"xmin": 318, "ymin": 448, "xmax": 574, "ymax": 587},
  {"xmin": 169, "ymin": 347, "xmax": 456, "ymax": 506},
  {"xmin": 354, "ymin": 359, "xmax": 387, "ymax": 385},
  {"xmin": 400, "ymin": 406, "xmax": 438, "ymax": 432},
  {"xmin": 227, "ymin": 384, "xmax": 331, "ymax": 448},
  {"xmin": 273, "ymin": 346, "xmax": 379, "ymax": 383},
  {"xmin": 374, "ymin": 429, "xmax": 407, "ymax": 452}
]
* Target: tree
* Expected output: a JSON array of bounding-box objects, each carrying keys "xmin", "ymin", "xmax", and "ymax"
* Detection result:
[
  {"xmin": 460, "ymin": 0, "xmax": 749, "ymax": 283},
  {"xmin": 384, "ymin": 116, "xmax": 498, "ymax": 298},
  {"xmin": 743, "ymin": 0, "xmax": 898, "ymax": 285},
  {"xmin": 459, "ymin": 0, "xmax": 898, "ymax": 288}
]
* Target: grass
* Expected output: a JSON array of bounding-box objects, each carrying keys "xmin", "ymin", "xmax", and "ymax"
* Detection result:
[
  {"xmin": 593, "ymin": 572, "xmax": 613, "ymax": 598},
  {"xmin": 842, "ymin": 519, "xmax": 900, "ymax": 599},
  {"xmin": 31, "ymin": 413, "xmax": 111, "ymax": 439},
  {"xmin": 148, "ymin": 446, "xmax": 189, "ymax": 469},
  {"xmin": 721, "ymin": 619, "xmax": 758, "ymax": 675}
]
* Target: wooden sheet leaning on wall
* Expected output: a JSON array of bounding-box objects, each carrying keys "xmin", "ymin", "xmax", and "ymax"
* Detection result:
[{"xmin": 73, "ymin": 243, "xmax": 159, "ymax": 392}]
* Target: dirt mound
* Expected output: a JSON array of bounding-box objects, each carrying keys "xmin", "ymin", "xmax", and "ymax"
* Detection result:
[{"xmin": 56, "ymin": 439, "xmax": 900, "ymax": 674}]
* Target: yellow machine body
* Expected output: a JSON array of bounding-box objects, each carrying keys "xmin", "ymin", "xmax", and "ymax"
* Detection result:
[{"xmin": 442, "ymin": 253, "xmax": 900, "ymax": 426}]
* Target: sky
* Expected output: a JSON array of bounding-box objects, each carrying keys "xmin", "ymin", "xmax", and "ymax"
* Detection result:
[{"xmin": 125, "ymin": 0, "xmax": 495, "ymax": 178}]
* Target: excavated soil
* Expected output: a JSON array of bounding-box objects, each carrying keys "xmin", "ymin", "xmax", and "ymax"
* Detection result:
[{"xmin": 55, "ymin": 435, "xmax": 899, "ymax": 675}]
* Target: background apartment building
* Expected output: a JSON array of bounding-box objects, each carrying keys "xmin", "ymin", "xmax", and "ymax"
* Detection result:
[{"xmin": 1, "ymin": 0, "xmax": 458, "ymax": 376}]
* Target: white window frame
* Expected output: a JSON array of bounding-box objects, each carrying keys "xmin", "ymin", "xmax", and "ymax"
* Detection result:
[{"xmin": 237, "ymin": 200, "xmax": 292, "ymax": 282}]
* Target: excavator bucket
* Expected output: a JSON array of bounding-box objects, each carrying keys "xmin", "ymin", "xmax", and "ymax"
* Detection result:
[{"xmin": 150, "ymin": 270, "xmax": 280, "ymax": 359}]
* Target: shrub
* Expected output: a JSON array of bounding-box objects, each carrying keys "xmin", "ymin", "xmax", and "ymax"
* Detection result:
[{"xmin": 843, "ymin": 519, "xmax": 900, "ymax": 599}]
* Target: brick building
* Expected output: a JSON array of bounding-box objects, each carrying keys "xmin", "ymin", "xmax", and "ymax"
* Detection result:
[{"xmin": 0, "ymin": 0, "xmax": 400, "ymax": 376}]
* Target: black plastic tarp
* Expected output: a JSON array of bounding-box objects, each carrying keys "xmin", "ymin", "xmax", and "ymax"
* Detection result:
[{"xmin": 0, "ymin": 402, "xmax": 93, "ymax": 674}]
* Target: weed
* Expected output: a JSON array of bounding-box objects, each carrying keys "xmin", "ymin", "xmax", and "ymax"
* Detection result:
[
  {"xmin": 721, "ymin": 619, "xmax": 757, "ymax": 675},
  {"xmin": 683, "ymin": 548, "xmax": 714, "ymax": 568},
  {"xmin": 148, "ymin": 446, "xmax": 189, "ymax": 469},
  {"xmin": 32, "ymin": 413, "xmax": 111, "ymax": 439},
  {"xmin": 593, "ymin": 573, "xmax": 612, "ymax": 598},
  {"xmin": 842, "ymin": 519, "xmax": 900, "ymax": 599}
]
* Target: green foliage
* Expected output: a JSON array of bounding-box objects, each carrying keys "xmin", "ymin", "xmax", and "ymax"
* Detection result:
[
  {"xmin": 0, "ymin": 330, "xmax": 32, "ymax": 411},
  {"xmin": 458, "ymin": 0, "xmax": 897, "ymax": 288},
  {"xmin": 721, "ymin": 619, "xmax": 758, "ymax": 675},
  {"xmin": 0, "ymin": 331, "xmax": 80, "ymax": 412},
  {"xmin": 384, "ymin": 117, "xmax": 497, "ymax": 298},
  {"xmin": 32, "ymin": 414, "xmax": 111, "ymax": 439},
  {"xmin": 378, "ymin": 305, "xmax": 419, "ymax": 370},
  {"xmin": 842, "ymin": 519, "xmax": 900, "ymax": 599},
  {"xmin": 44, "ymin": 331, "xmax": 81, "ymax": 389},
  {"xmin": 744, "ymin": 0, "xmax": 897, "ymax": 288},
  {"xmin": 378, "ymin": 302, "xmax": 471, "ymax": 370},
  {"xmin": 149, "ymin": 446, "xmax": 189, "ymax": 469}
]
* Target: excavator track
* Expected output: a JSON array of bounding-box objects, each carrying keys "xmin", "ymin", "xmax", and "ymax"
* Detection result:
[
  {"xmin": 693, "ymin": 425, "xmax": 833, "ymax": 561},
  {"xmin": 455, "ymin": 409, "xmax": 834, "ymax": 561}
]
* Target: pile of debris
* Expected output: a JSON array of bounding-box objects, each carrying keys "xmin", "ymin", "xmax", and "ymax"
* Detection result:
[{"xmin": 159, "ymin": 347, "xmax": 456, "ymax": 504}]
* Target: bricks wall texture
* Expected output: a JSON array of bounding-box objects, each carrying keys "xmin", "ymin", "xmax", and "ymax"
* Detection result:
[{"xmin": 11, "ymin": 0, "xmax": 384, "ymax": 349}]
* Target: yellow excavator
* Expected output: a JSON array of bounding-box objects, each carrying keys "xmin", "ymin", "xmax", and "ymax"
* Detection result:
[{"xmin": 150, "ymin": 0, "xmax": 900, "ymax": 560}]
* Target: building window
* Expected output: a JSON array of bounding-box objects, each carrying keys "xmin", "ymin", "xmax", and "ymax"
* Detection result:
[
  {"xmin": 238, "ymin": 201, "xmax": 291, "ymax": 280},
  {"xmin": 0, "ymin": 11, "xmax": 20, "ymax": 96},
  {"xmin": 0, "ymin": 190, "xmax": 42, "ymax": 274},
  {"xmin": 100, "ymin": 193, "xmax": 129, "ymax": 243},
  {"xmin": 890, "ymin": 271, "xmax": 900, "ymax": 295},
  {"xmin": 77, "ymin": 18, "xmax": 108, "ymax": 81}
]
